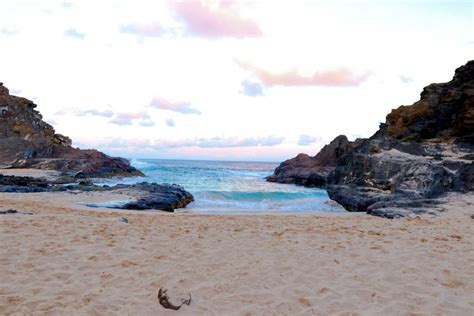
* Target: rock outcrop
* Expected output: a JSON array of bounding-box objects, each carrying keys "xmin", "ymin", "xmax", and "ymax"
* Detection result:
[
  {"xmin": 266, "ymin": 135, "xmax": 353, "ymax": 186},
  {"xmin": 121, "ymin": 183, "xmax": 194, "ymax": 212},
  {"xmin": 0, "ymin": 83, "xmax": 143, "ymax": 177},
  {"xmin": 0, "ymin": 174, "xmax": 194, "ymax": 212},
  {"xmin": 268, "ymin": 60, "xmax": 474, "ymax": 217}
]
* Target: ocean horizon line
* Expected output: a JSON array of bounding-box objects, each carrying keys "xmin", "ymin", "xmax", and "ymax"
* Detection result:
[{"xmin": 129, "ymin": 157, "xmax": 282, "ymax": 164}]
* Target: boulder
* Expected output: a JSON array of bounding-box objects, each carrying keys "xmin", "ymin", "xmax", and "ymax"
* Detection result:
[{"xmin": 122, "ymin": 183, "xmax": 194, "ymax": 212}]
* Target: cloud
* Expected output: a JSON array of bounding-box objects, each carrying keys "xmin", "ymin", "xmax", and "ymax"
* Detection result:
[
  {"xmin": 153, "ymin": 135, "xmax": 284, "ymax": 149},
  {"xmin": 237, "ymin": 61, "xmax": 370, "ymax": 87},
  {"xmin": 150, "ymin": 97, "xmax": 201, "ymax": 115},
  {"xmin": 55, "ymin": 108, "xmax": 114, "ymax": 118},
  {"xmin": 120, "ymin": 22, "xmax": 165, "ymax": 37},
  {"xmin": 64, "ymin": 28, "xmax": 86, "ymax": 39},
  {"xmin": 165, "ymin": 118, "xmax": 175, "ymax": 127},
  {"xmin": 170, "ymin": 0, "xmax": 262, "ymax": 38},
  {"xmin": 1, "ymin": 27, "xmax": 19, "ymax": 36},
  {"xmin": 298, "ymin": 134, "xmax": 321, "ymax": 146},
  {"xmin": 45, "ymin": 119, "xmax": 57, "ymax": 126},
  {"xmin": 139, "ymin": 120, "xmax": 155, "ymax": 127},
  {"xmin": 109, "ymin": 112, "xmax": 152, "ymax": 126},
  {"xmin": 62, "ymin": 1, "xmax": 74, "ymax": 9},
  {"xmin": 78, "ymin": 135, "xmax": 287, "ymax": 160},
  {"xmin": 76, "ymin": 109, "xmax": 114, "ymax": 118},
  {"xmin": 240, "ymin": 80, "xmax": 263, "ymax": 97},
  {"xmin": 399, "ymin": 75, "xmax": 413, "ymax": 84}
]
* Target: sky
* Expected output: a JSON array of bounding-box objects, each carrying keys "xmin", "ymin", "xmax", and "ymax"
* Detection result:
[{"xmin": 1, "ymin": 0, "xmax": 472, "ymax": 161}]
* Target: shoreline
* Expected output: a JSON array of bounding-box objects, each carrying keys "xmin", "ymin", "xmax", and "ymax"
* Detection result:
[
  {"xmin": 0, "ymin": 168, "xmax": 346, "ymax": 215},
  {"xmin": 1, "ymin": 190, "xmax": 473, "ymax": 314}
]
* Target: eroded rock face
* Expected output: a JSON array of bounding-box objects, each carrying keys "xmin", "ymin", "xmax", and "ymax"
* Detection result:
[
  {"xmin": 326, "ymin": 61, "xmax": 473, "ymax": 216},
  {"xmin": 0, "ymin": 83, "xmax": 143, "ymax": 177},
  {"xmin": 268, "ymin": 61, "xmax": 474, "ymax": 217},
  {"xmin": 266, "ymin": 135, "xmax": 352, "ymax": 186},
  {"xmin": 386, "ymin": 61, "xmax": 474, "ymax": 141}
]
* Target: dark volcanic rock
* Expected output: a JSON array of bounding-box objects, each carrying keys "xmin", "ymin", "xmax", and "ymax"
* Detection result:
[
  {"xmin": 325, "ymin": 61, "xmax": 474, "ymax": 216},
  {"xmin": 0, "ymin": 83, "xmax": 143, "ymax": 178},
  {"xmin": 385, "ymin": 61, "xmax": 474, "ymax": 141},
  {"xmin": 0, "ymin": 175, "xmax": 194, "ymax": 212},
  {"xmin": 267, "ymin": 135, "xmax": 352, "ymax": 186},
  {"xmin": 0, "ymin": 174, "xmax": 50, "ymax": 192},
  {"xmin": 270, "ymin": 60, "xmax": 474, "ymax": 218},
  {"xmin": 122, "ymin": 183, "xmax": 194, "ymax": 212},
  {"xmin": 0, "ymin": 209, "xmax": 18, "ymax": 215}
]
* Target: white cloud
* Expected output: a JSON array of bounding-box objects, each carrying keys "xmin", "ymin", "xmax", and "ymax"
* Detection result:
[
  {"xmin": 0, "ymin": 0, "xmax": 471, "ymax": 160},
  {"xmin": 76, "ymin": 109, "xmax": 114, "ymax": 118},
  {"xmin": 64, "ymin": 28, "xmax": 86, "ymax": 39},
  {"xmin": 150, "ymin": 97, "xmax": 201, "ymax": 115},
  {"xmin": 298, "ymin": 135, "xmax": 321, "ymax": 146},
  {"xmin": 165, "ymin": 118, "xmax": 175, "ymax": 127},
  {"xmin": 240, "ymin": 80, "xmax": 263, "ymax": 97},
  {"xmin": 109, "ymin": 112, "xmax": 151, "ymax": 126}
]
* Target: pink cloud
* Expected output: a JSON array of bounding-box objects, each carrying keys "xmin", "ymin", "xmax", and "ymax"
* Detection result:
[
  {"xmin": 109, "ymin": 112, "xmax": 154, "ymax": 126},
  {"xmin": 150, "ymin": 97, "xmax": 201, "ymax": 115},
  {"xmin": 170, "ymin": 0, "xmax": 262, "ymax": 38},
  {"xmin": 120, "ymin": 22, "xmax": 165, "ymax": 37},
  {"xmin": 237, "ymin": 61, "xmax": 370, "ymax": 87}
]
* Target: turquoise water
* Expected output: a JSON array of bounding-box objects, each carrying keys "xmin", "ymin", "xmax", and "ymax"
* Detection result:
[{"xmin": 97, "ymin": 159, "xmax": 344, "ymax": 214}]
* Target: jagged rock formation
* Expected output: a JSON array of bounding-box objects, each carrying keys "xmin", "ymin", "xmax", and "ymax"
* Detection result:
[
  {"xmin": 0, "ymin": 83, "xmax": 143, "ymax": 177},
  {"xmin": 268, "ymin": 60, "xmax": 474, "ymax": 217},
  {"xmin": 386, "ymin": 61, "xmax": 474, "ymax": 141},
  {"xmin": 121, "ymin": 183, "xmax": 194, "ymax": 212},
  {"xmin": 0, "ymin": 174, "xmax": 194, "ymax": 212},
  {"xmin": 266, "ymin": 135, "xmax": 352, "ymax": 186}
]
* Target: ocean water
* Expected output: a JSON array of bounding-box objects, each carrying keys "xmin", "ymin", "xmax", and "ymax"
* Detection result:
[{"xmin": 96, "ymin": 159, "xmax": 344, "ymax": 214}]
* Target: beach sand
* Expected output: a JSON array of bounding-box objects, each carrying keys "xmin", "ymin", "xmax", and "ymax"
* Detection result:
[{"xmin": 1, "ymin": 189, "xmax": 473, "ymax": 315}]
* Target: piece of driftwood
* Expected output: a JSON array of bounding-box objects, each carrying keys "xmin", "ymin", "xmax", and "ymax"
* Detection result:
[{"xmin": 158, "ymin": 288, "xmax": 191, "ymax": 310}]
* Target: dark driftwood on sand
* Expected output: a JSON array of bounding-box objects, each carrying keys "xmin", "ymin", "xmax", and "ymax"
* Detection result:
[{"xmin": 158, "ymin": 288, "xmax": 191, "ymax": 310}]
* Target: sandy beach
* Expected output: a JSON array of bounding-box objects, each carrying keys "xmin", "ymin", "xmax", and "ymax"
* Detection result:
[
  {"xmin": 1, "ymin": 189, "xmax": 473, "ymax": 315},
  {"xmin": 1, "ymin": 1, "xmax": 472, "ymax": 314}
]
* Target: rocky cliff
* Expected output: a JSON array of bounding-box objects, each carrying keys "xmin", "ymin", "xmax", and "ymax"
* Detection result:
[
  {"xmin": 268, "ymin": 60, "xmax": 474, "ymax": 217},
  {"xmin": 266, "ymin": 135, "xmax": 353, "ymax": 186},
  {"xmin": 0, "ymin": 84, "xmax": 143, "ymax": 178}
]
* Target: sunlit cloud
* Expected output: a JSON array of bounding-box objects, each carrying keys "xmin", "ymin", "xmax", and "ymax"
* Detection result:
[
  {"xmin": 64, "ymin": 28, "xmax": 86, "ymax": 39},
  {"xmin": 150, "ymin": 97, "xmax": 201, "ymax": 115},
  {"xmin": 399, "ymin": 75, "xmax": 413, "ymax": 84},
  {"xmin": 84, "ymin": 135, "xmax": 284, "ymax": 151},
  {"xmin": 45, "ymin": 118, "xmax": 57, "ymax": 126},
  {"xmin": 109, "ymin": 112, "xmax": 152, "ymax": 126},
  {"xmin": 237, "ymin": 61, "xmax": 370, "ymax": 87},
  {"xmin": 139, "ymin": 120, "xmax": 155, "ymax": 127},
  {"xmin": 76, "ymin": 109, "xmax": 114, "ymax": 118},
  {"xmin": 1, "ymin": 26, "xmax": 19, "ymax": 36},
  {"xmin": 10, "ymin": 89, "xmax": 22, "ymax": 95},
  {"xmin": 151, "ymin": 136, "xmax": 285, "ymax": 149},
  {"xmin": 62, "ymin": 1, "xmax": 74, "ymax": 9},
  {"xmin": 240, "ymin": 80, "xmax": 263, "ymax": 97},
  {"xmin": 298, "ymin": 134, "xmax": 321, "ymax": 146},
  {"xmin": 120, "ymin": 22, "xmax": 165, "ymax": 38},
  {"xmin": 165, "ymin": 118, "xmax": 175, "ymax": 127},
  {"xmin": 55, "ymin": 108, "xmax": 114, "ymax": 118},
  {"xmin": 170, "ymin": 0, "xmax": 262, "ymax": 38}
]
